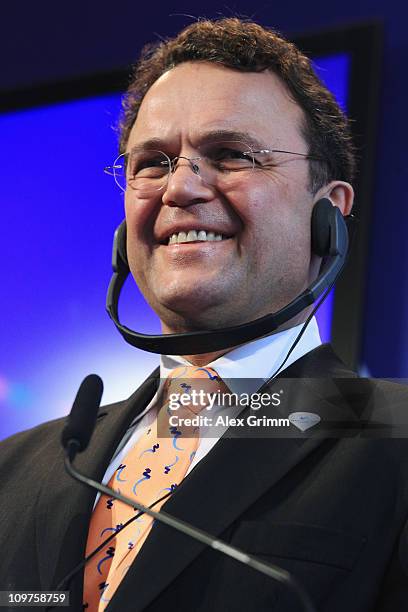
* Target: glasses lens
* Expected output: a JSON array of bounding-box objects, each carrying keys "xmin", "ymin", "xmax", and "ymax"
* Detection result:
[
  {"xmin": 126, "ymin": 148, "xmax": 170, "ymax": 196},
  {"xmin": 202, "ymin": 140, "xmax": 254, "ymax": 173},
  {"xmin": 108, "ymin": 154, "xmax": 127, "ymax": 192}
]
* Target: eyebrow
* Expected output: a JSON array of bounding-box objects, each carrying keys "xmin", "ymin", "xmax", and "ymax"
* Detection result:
[
  {"xmin": 197, "ymin": 129, "xmax": 267, "ymax": 150},
  {"xmin": 131, "ymin": 129, "xmax": 268, "ymax": 152}
]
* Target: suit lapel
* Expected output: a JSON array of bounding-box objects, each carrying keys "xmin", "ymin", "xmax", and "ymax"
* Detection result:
[
  {"xmin": 108, "ymin": 344, "xmax": 356, "ymax": 612},
  {"xmin": 278, "ymin": 343, "xmax": 354, "ymax": 378},
  {"xmin": 35, "ymin": 368, "xmax": 160, "ymax": 603}
]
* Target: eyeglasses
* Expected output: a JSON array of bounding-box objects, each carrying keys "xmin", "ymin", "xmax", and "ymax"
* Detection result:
[{"xmin": 104, "ymin": 140, "xmax": 322, "ymax": 196}]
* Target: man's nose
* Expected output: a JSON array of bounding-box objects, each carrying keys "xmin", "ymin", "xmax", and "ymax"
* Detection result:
[{"xmin": 161, "ymin": 158, "xmax": 215, "ymax": 207}]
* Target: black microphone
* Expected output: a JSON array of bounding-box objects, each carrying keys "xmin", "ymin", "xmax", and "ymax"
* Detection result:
[
  {"xmin": 58, "ymin": 376, "xmax": 318, "ymax": 612},
  {"xmin": 61, "ymin": 374, "xmax": 104, "ymax": 460}
]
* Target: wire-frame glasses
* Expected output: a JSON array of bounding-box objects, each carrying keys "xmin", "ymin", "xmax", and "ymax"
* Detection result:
[{"xmin": 104, "ymin": 140, "xmax": 322, "ymax": 196}]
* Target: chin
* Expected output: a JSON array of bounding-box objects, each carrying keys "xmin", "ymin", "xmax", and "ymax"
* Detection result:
[
  {"xmin": 156, "ymin": 277, "xmax": 226, "ymax": 308},
  {"xmin": 159, "ymin": 296, "xmax": 253, "ymax": 333},
  {"xmin": 161, "ymin": 292, "xmax": 221, "ymax": 318}
]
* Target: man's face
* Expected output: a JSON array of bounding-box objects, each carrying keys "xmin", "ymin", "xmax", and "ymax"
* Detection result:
[{"xmin": 124, "ymin": 62, "xmax": 319, "ymax": 333}]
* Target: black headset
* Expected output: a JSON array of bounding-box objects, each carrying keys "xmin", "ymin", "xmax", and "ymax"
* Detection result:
[{"xmin": 106, "ymin": 197, "xmax": 354, "ymax": 354}]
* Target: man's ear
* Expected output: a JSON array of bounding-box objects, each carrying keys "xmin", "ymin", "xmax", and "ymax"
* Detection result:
[{"xmin": 314, "ymin": 181, "xmax": 354, "ymax": 216}]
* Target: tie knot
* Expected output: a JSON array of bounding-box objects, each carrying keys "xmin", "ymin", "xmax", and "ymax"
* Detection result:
[
  {"xmin": 163, "ymin": 365, "xmax": 231, "ymax": 415},
  {"xmin": 168, "ymin": 365, "xmax": 221, "ymax": 382}
]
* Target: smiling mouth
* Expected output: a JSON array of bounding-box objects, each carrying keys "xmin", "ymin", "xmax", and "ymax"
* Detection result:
[{"xmin": 162, "ymin": 229, "xmax": 233, "ymax": 245}]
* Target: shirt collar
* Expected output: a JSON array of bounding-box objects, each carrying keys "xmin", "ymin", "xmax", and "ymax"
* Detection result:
[{"xmin": 160, "ymin": 316, "xmax": 321, "ymax": 395}]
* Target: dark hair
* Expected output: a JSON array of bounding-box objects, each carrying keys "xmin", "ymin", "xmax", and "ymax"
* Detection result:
[{"xmin": 119, "ymin": 17, "xmax": 356, "ymax": 193}]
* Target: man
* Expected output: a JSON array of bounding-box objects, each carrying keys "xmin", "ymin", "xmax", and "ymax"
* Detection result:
[{"xmin": 1, "ymin": 18, "xmax": 407, "ymax": 612}]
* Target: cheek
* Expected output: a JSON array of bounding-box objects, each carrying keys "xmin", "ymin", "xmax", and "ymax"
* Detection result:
[
  {"xmin": 225, "ymin": 183, "xmax": 284, "ymax": 247},
  {"xmin": 125, "ymin": 193, "xmax": 152, "ymax": 233},
  {"xmin": 124, "ymin": 194, "xmax": 152, "ymax": 284},
  {"xmin": 229, "ymin": 182, "xmax": 312, "ymax": 274},
  {"xmin": 124, "ymin": 193, "xmax": 159, "ymax": 262}
]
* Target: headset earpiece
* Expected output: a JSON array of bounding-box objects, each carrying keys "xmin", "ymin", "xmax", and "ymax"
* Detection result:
[
  {"xmin": 115, "ymin": 219, "xmax": 128, "ymax": 267},
  {"xmin": 311, "ymin": 197, "xmax": 345, "ymax": 257}
]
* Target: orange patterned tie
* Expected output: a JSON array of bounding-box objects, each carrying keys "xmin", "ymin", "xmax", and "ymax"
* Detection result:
[{"xmin": 83, "ymin": 366, "xmax": 230, "ymax": 611}]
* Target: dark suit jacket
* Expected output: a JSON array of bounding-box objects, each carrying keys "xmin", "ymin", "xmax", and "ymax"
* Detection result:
[{"xmin": 1, "ymin": 344, "xmax": 408, "ymax": 612}]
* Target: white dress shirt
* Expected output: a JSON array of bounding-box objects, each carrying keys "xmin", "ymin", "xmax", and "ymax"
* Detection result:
[{"xmin": 92, "ymin": 318, "xmax": 321, "ymax": 509}]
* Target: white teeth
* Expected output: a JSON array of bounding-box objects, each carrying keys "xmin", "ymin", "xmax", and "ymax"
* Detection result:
[
  {"xmin": 167, "ymin": 230, "xmax": 229, "ymax": 245},
  {"xmin": 186, "ymin": 230, "xmax": 198, "ymax": 242}
]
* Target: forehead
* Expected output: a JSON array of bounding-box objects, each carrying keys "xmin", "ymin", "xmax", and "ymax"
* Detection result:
[{"xmin": 127, "ymin": 62, "xmax": 306, "ymax": 150}]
